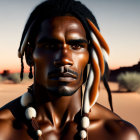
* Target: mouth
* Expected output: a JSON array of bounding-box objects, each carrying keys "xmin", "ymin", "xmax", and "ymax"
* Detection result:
[{"xmin": 48, "ymin": 72, "xmax": 77, "ymax": 82}]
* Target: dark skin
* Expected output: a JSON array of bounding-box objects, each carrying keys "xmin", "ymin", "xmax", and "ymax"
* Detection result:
[{"xmin": 0, "ymin": 16, "xmax": 139, "ymax": 140}]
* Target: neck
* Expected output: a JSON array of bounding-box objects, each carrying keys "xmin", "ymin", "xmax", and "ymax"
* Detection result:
[{"xmin": 32, "ymin": 83, "xmax": 82, "ymax": 128}]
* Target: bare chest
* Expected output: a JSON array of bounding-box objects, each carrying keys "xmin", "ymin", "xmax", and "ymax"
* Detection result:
[{"xmin": 0, "ymin": 121, "xmax": 122, "ymax": 140}]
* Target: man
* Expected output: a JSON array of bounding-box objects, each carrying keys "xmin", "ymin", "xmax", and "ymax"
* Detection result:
[{"xmin": 0, "ymin": 0, "xmax": 139, "ymax": 140}]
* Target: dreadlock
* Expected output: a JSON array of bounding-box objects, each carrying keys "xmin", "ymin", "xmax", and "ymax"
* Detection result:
[
  {"xmin": 18, "ymin": 0, "xmax": 113, "ymax": 139},
  {"xmin": 20, "ymin": 55, "xmax": 24, "ymax": 81}
]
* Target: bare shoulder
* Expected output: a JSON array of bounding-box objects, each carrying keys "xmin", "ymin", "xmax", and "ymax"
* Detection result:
[
  {"xmin": 89, "ymin": 103, "xmax": 140, "ymax": 140},
  {"xmin": 0, "ymin": 97, "xmax": 22, "ymax": 125},
  {"xmin": 0, "ymin": 97, "xmax": 20, "ymax": 123},
  {"xmin": 103, "ymin": 119, "xmax": 140, "ymax": 140},
  {"xmin": 0, "ymin": 108, "xmax": 14, "ymax": 119},
  {"xmin": 0, "ymin": 107, "xmax": 15, "ymax": 125},
  {"xmin": 0, "ymin": 108, "xmax": 14, "ymax": 137},
  {"xmin": 89, "ymin": 103, "xmax": 121, "ymax": 120},
  {"xmin": 0, "ymin": 98, "xmax": 31, "ymax": 140}
]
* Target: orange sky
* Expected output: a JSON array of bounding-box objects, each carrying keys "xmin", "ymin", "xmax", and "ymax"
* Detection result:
[{"xmin": 0, "ymin": 0, "xmax": 140, "ymax": 73}]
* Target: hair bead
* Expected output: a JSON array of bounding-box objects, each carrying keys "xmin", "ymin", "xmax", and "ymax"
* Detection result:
[
  {"xmin": 25, "ymin": 107, "xmax": 37, "ymax": 120},
  {"xmin": 37, "ymin": 130, "xmax": 43, "ymax": 137},
  {"xmin": 81, "ymin": 116, "xmax": 90, "ymax": 129},
  {"xmin": 79, "ymin": 130, "xmax": 87, "ymax": 139},
  {"xmin": 20, "ymin": 92, "xmax": 32, "ymax": 107}
]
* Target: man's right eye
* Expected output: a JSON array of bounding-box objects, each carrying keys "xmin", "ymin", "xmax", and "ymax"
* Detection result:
[
  {"xmin": 45, "ymin": 44, "xmax": 55, "ymax": 49},
  {"xmin": 40, "ymin": 43, "xmax": 56, "ymax": 49}
]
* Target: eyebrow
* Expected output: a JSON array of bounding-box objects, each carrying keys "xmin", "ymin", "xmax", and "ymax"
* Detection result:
[
  {"xmin": 37, "ymin": 37, "xmax": 62, "ymax": 44},
  {"xmin": 67, "ymin": 39, "xmax": 88, "ymax": 44},
  {"xmin": 37, "ymin": 37, "xmax": 88, "ymax": 45}
]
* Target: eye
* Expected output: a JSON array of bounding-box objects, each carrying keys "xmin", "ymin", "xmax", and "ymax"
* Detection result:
[
  {"xmin": 70, "ymin": 44, "xmax": 85, "ymax": 50},
  {"xmin": 49, "ymin": 44, "xmax": 55, "ymax": 49},
  {"xmin": 41, "ymin": 43, "xmax": 57, "ymax": 50}
]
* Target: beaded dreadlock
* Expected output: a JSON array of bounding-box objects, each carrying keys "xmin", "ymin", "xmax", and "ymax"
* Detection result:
[{"xmin": 18, "ymin": 0, "xmax": 113, "ymax": 139}]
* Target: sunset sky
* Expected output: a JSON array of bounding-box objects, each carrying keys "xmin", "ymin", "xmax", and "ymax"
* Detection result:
[{"xmin": 0, "ymin": 0, "xmax": 140, "ymax": 73}]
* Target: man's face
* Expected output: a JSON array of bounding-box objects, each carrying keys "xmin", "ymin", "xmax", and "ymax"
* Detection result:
[{"xmin": 33, "ymin": 16, "xmax": 89, "ymax": 96}]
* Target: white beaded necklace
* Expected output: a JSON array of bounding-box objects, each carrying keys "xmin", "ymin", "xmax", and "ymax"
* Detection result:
[
  {"xmin": 20, "ymin": 91, "xmax": 90, "ymax": 140},
  {"xmin": 20, "ymin": 92, "xmax": 43, "ymax": 138}
]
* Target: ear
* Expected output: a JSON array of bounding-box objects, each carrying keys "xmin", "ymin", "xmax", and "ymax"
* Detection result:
[{"xmin": 25, "ymin": 43, "xmax": 34, "ymax": 66}]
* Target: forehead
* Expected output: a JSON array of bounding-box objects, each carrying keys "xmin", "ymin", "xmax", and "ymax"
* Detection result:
[{"xmin": 37, "ymin": 16, "xmax": 87, "ymax": 40}]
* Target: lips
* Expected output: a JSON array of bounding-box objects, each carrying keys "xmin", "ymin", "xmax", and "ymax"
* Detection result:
[{"xmin": 48, "ymin": 72, "xmax": 77, "ymax": 82}]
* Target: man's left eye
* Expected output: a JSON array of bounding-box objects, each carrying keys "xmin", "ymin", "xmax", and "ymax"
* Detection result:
[{"xmin": 71, "ymin": 44, "xmax": 84, "ymax": 50}]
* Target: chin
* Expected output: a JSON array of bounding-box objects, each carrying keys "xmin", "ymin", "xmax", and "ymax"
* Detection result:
[
  {"xmin": 47, "ymin": 86, "xmax": 79, "ymax": 97},
  {"xmin": 35, "ymin": 80, "xmax": 82, "ymax": 97}
]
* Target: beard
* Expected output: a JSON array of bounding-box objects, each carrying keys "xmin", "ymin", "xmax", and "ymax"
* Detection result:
[
  {"xmin": 46, "ymin": 85, "xmax": 80, "ymax": 97},
  {"xmin": 46, "ymin": 71, "xmax": 83, "ymax": 97},
  {"xmin": 33, "ymin": 70, "xmax": 84, "ymax": 100},
  {"xmin": 33, "ymin": 82, "xmax": 82, "ymax": 100}
]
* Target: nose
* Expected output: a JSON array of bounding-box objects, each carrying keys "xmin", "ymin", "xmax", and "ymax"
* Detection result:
[{"xmin": 54, "ymin": 44, "xmax": 73, "ymax": 67}]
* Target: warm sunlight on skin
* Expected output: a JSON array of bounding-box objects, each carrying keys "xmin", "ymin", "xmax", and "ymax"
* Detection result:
[{"xmin": 0, "ymin": 1, "xmax": 139, "ymax": 139}]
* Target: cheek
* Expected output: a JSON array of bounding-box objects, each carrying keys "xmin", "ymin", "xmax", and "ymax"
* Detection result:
[
  {"xmin": 33, "ymin": 48, "xmax": 47, "ymax": 61},
  {"xmin": 33, "ymin": 48, "xmax": 53, "ymax": 64},
  {"xmin": 32, "ymin": 49, "xmax": 52, "ymax": 77},
  {"xmin": 33, "ymin": 49, "xmax": 45, "ymax": 69},
  {"xmin": 73, "ymin": 52, "xmax": 89, "ymax": 70}
]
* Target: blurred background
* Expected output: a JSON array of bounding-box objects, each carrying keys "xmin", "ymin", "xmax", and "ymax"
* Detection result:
[
  {"xmin": 0, "ymin": 0, "xmax": 140, "ymax": 72},
  {"xmin": 0, "ymin": 0, "xmax": 140, "ymax": 133}
]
